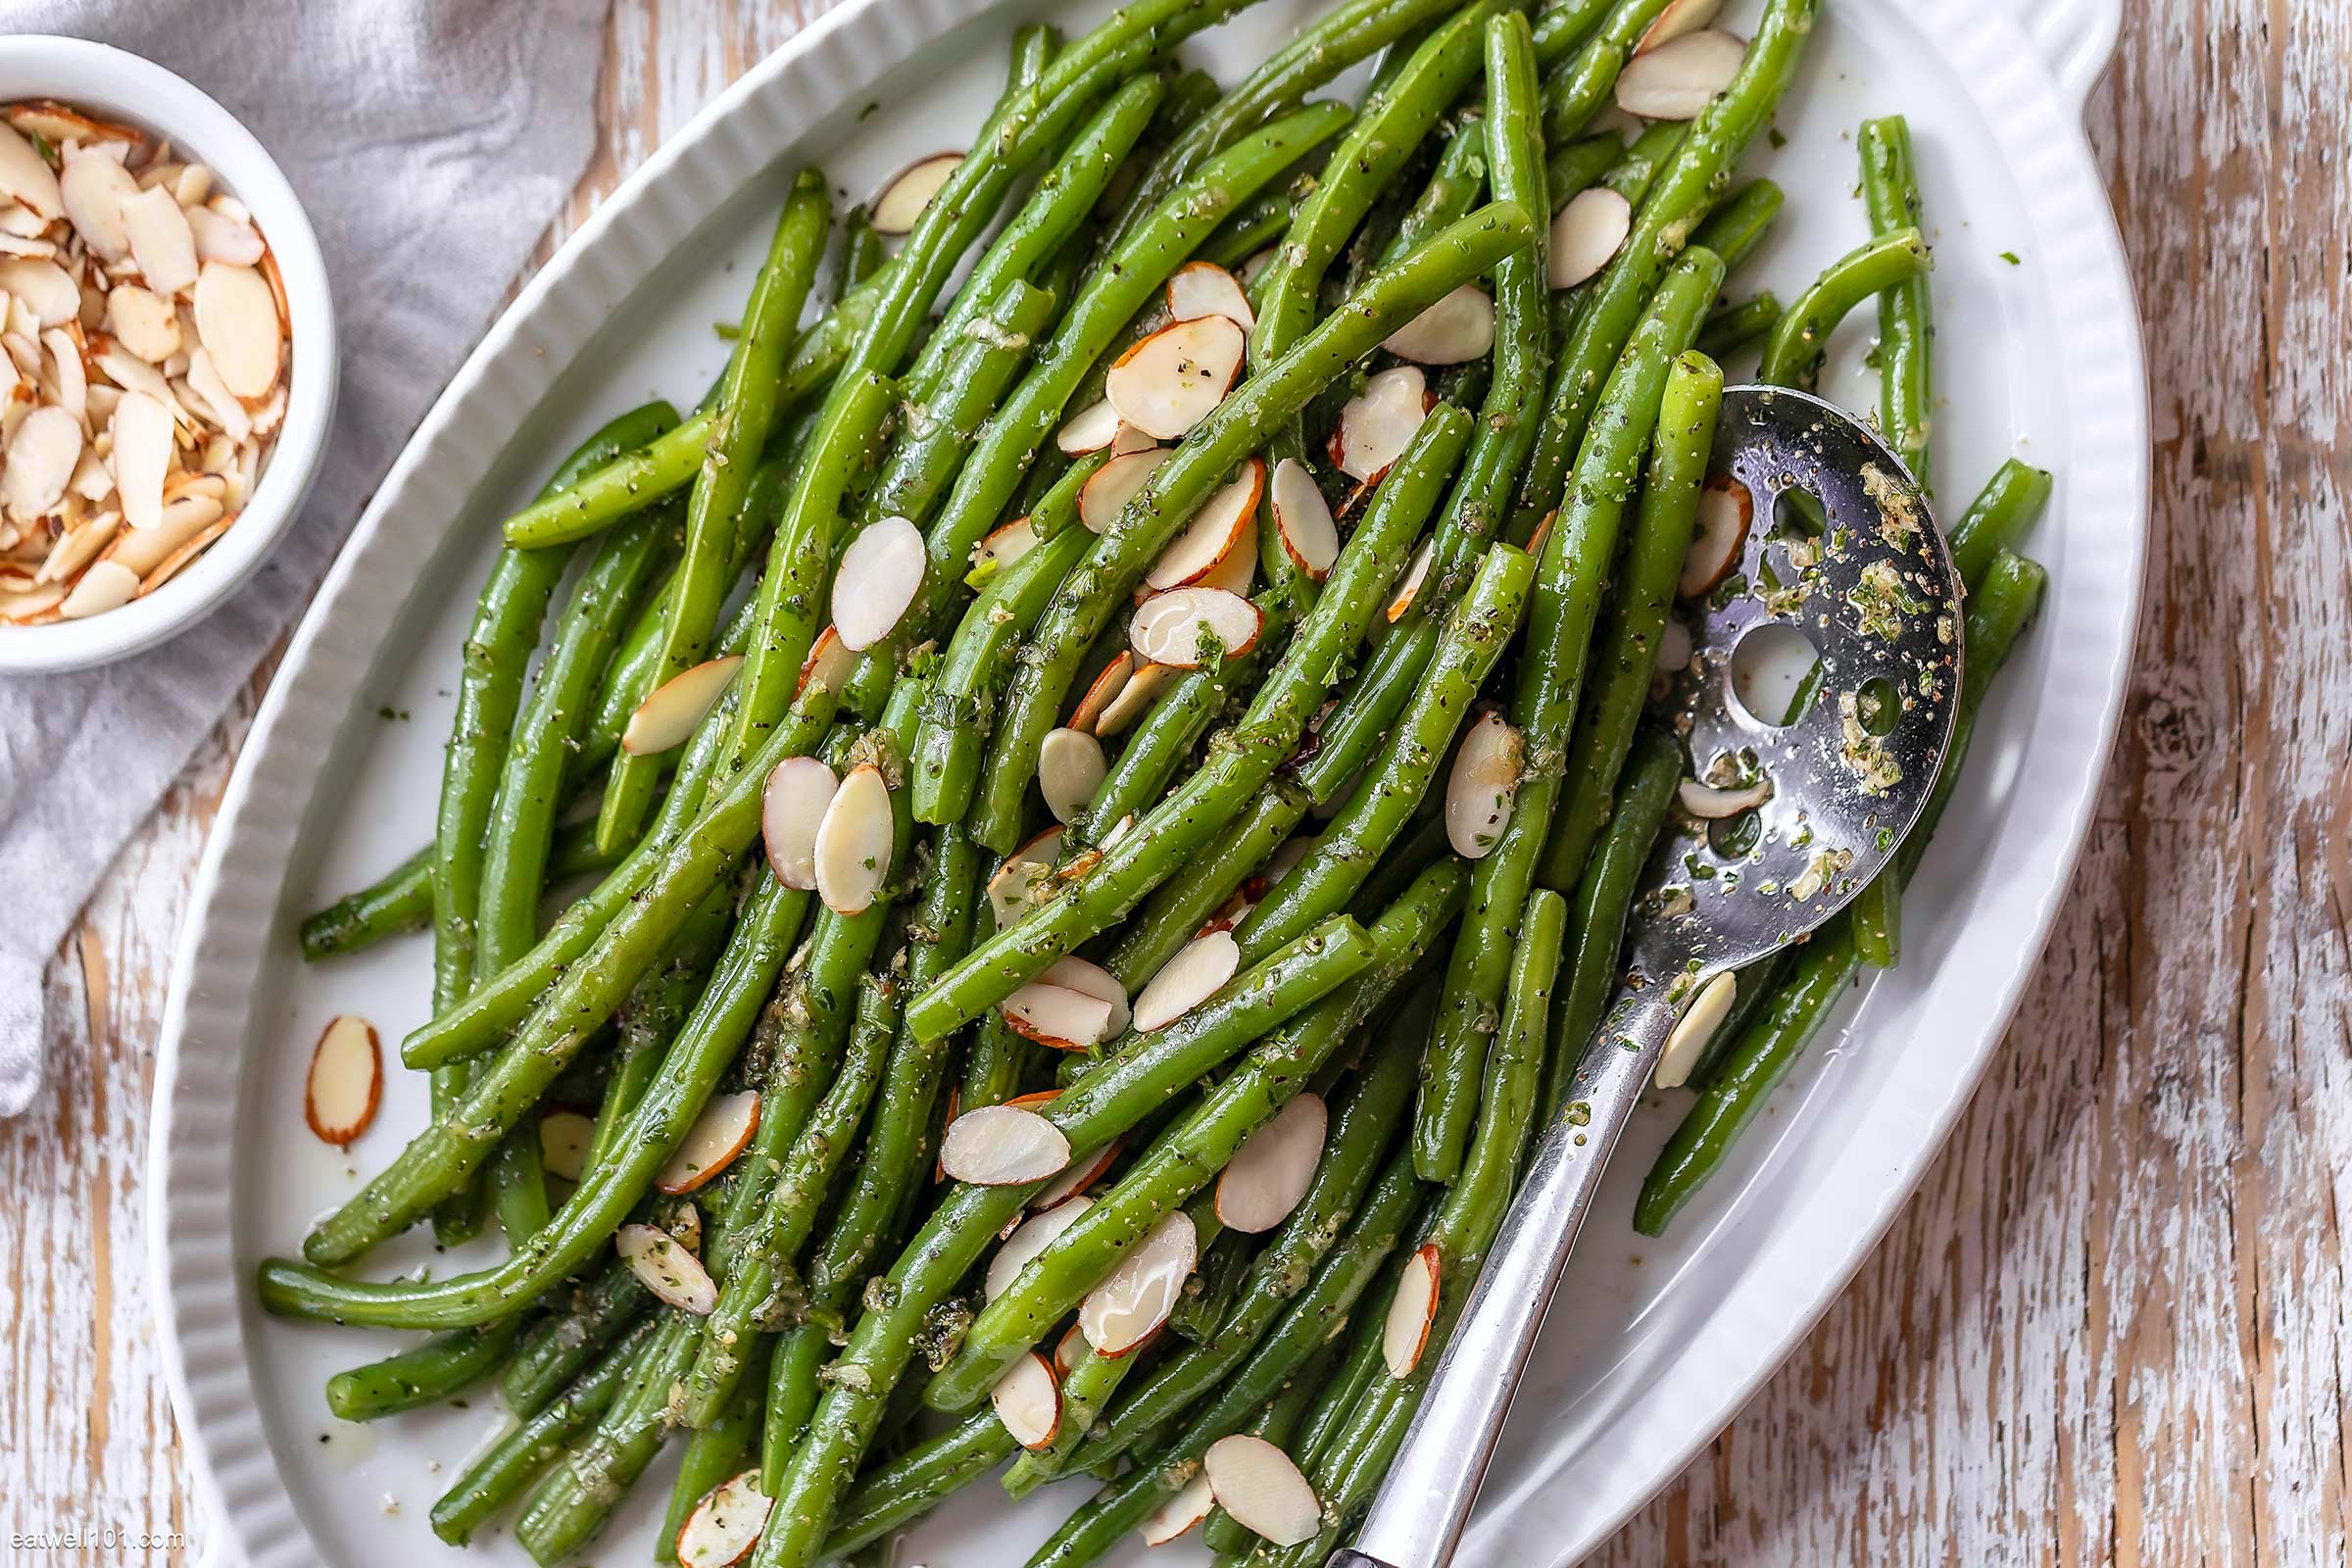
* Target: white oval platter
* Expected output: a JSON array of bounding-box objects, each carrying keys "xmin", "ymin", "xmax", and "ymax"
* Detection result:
[{"xmin": 148, "ymin": 0, "xmax": 2142, "ymax": 1563}]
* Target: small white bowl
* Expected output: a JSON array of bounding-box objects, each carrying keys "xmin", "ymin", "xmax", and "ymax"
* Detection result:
[{"xmin": 0, "ymin": 36, "xmax": 336, "ymax": 674}]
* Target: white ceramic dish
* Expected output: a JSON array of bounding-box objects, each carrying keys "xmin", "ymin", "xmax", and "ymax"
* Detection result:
[
  {"xmin": 0, "ymin": 36, "xmax": 335, "ymax": 674},
  {"xmin": 149, "ymin": 0, "xmax": 2143, "ymax": 1563}
]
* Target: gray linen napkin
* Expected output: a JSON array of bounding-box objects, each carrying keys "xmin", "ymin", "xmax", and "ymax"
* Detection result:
[{"xmin": 0, "ymin": 0, "xmax": 607, "ymax": 1113}]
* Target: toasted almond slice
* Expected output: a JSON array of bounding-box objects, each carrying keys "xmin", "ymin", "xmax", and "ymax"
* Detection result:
[
  {"xmin": 121, "ymin": 184, "xmax": 199, "ymax": 296},
  {"xmin": 617, "ymin": 1222, "xmax": 717, "ymax": 1314},
  {"xmin": 1054, "ymin": 1320, "xmax": 1088, "ymax": 1377},
  {"xmin": 0, "ymin": 578, "xmax": 66, "ymax": 624},
  {"xmin": 1268, "ymin": 457, "xmax": 1338, "ymax": 581},
  {"xmin": 58, "ymin": 557, "xmax": 139, "ymax": 617},
  {"xmin": 1199, "ymin": 511, "xmax": 1257, "ymax": 598},
  {"xmin": 1243, "ymin": 836, "xmax": 1314, "ymax": 903},
  {"xmin": 184, "ymin": 346, "xmax": 252, "ymax": 441},
  {"xmin": 1383, "ymin": 283, "xmax": 1496, "ymax": 366},
  {"xmin": 111, "ymin": 389, "xmax": 176, "ymax": 532},
  {"xmin": 1681, "ymin": 473, "xmax": 1754, "ymax": 599},
  {"xmin": 1382, "ymin": 1244, "xmax": 1442, "ymax": 1376},
  {"xmin": 185, "ymin": 202, "xmax": 264, "ymax": 267},
  {"xmin": 1656, "ymin": 614, "xmax": 1693, "ymax": 675},
  {"xmin": 107, "ymin": 282, "xmax": 180, "ymax": 363},
  {"xmin": 761, "ymin": 756, "xmax": 838, "ymax": 890},
  {"xmin": 1549, "ymin": 187, "xmax": 1633, "ymax": 289},
  {"xmin": 0, "ymin": 257, "xmax": 78, "ymax": 326},
  {"xmin": 1202, "ymin": 1435, "xmax": 1322, "ymax": 1545},
  {"xmin": 192, "ymin": 260, "xmax": 280, "ymax": 397},
  {"xmin": 991, "ymin": 1351, "xmax": 1063, "ymax": 1449},
  {"xmin": 1043, "ymin": 955, "xmax": 1130, "ymax": 1038},
  {"xmin": 1129, "ymin": 585, "xmax": 1261, "ymax": 667},
  {"xmin": 1033, "ymin": 1139, "xmax": 1121, "ymax": 1210},
  {"xmin": 1330, "ymin": 366, "xmax": 1430, "ymax": 483},
  {"xmin": 1215, "ymin": 1093, "xmax": 1326, "ymax": 1234},
  {"xmin": 1238, "ymin": 246, "xmax": 1278, "ymax": 287},
  {"xmin": 942, "ymin": 1102, "xmax": 1074, "ymax": 1186},
  {"xmin": 134, "ymin": 512, "xmax": 231, "ymax": 596},
  {"xmin": 1039, "ymin": 726, "xmax": 1108, "ymax": 825},
  {"xmin": 1081, "ymin": 1209, "xmax": 1198, "ymax": 1355},
  {"xmin": 60, "ymin": 147, "xmax": 138, "ymax": 261},
  {"xmin": 303, "ymin": 1014, "xmax": 380, "ymax": 1147},
  {"xmin": 795, "ymin": 623, "xmax": 854, "ymax": 699},
  {"xmin": 872, "ymin": 152, "xmax": 963, "ymax": 235},
  {"xmin": 0, "ymin": 123, "xmax": 63, "ymax": 222},
  {"xmin": 1056, "ymin": 398, "xmax": 1122, "ymax": 457},
  {"xmin": 674, "ymin": 1469, "xmax": 770, "ymax": 1568},
  {"xmin": 39, "ymin": 326, "xmax": 85, "ymax": 419},
  {"xmin": 1446, "ymin": 710, "xmax": 1526, "ymax": 859},
  {"xmin": 2, "ymin": 403, "xmax": 81, "ymax": 520},
  {"xmin": 1140, "ymin": 1473, "xmax": 1217, "ymax": 1546},
  {"xmin": 1068, "ymin": 651, "xmax": 1135, "ymax": 735},
  {"xmin": 987, "ymin": 825, "xmax": 1065, "ymax": 926},
  {"xmin": 658, "ymin": 1090, "xmax": 762, "ymax": 1195},
  {"xmin": 7, "ymin": 102, "xmax": 143, "ymax": 149},
  {"xmin": 1637, "ymin": 0, "xmax": 1726, "ymax": 53},
  {"xmin": 1002, "ymin": 981, "xmax": 1116, "ymax": 1052},
  {"xmin": 1105, "ymin": 316, "xmax": 1247, "ymax": 441},
  {"xmin": 1677, "ymin": 775, "xmax": 1771, "ymax": 818},
  {"xmin": 1078, "ymin": 447, "xmax": 1170, "ymax": 535},
  {"xmin": 813, "ymin": 762, "xmax": 894, "ymax": 915},
  {"xmin": 1385, "ymin": 538, "xmax": 1434, "ymax": 624},
  {"xmin": 539, "ymin": 1108, "xmax": 595, "ymax": 1183},
  {"xmin": 100, "ymin": 492, "xmax": 219, "ymax": 576},
  {"xmin": 973, "ymin": 514, "xmax": 1038, "ymax": 578},
  {"xmin": 1654, "ymin": 969, "xmax": 1737, "ymax": 1089},
  {"xmin": 832, "ymin": 514, "xmax": 925, "ymax": 651},
  {"xmin": 987, "ymin": 1194, "xmax": 1094, "ymax": 1299},
  {"xmin": 36, "ymin": 507, "xmax": 119, "ymax": 583},
  {"xmin": 1095, "ymin": 661, "xmax": 1170, "ymax": 739},
  {"xmin": 1145, "ymin": 459, "xmax": 1263, "ymax": 591},
  {"xmin": 622, "ymin": 654, "xmax": 742, "ymax": 756},
  {"xmin": 1615, "ymin": 28, "xmax": 1748, "ymax": 119},
  {"xmin": 1166, "ymin": 260, "xmax": 1255, "ymax": 330},
  {"xmin": 1133, "ymin": 930, "xmax": 1241, "ymax": 1034},
  {"xmin": 0, "ymin": 205, "xmax": 43, "ymax": 237},
  {"xmin": 0, "ymin": 231, "xmax": 55, "ymax": 260}
]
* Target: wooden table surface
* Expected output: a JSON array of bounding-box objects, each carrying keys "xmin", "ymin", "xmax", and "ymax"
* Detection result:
[{"xmin": 5, "ymin": 1, "xmax": 2346, "ymax": 1563}]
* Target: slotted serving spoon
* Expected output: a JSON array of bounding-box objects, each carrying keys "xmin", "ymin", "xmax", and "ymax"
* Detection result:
[{"xmin": 1333, "ymin": 385, "xmax": 1964, "ymax": 1568}]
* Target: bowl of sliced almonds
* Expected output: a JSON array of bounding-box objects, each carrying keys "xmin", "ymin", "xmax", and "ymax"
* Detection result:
[{"xmin": 0, "ymin": 35, "xmax": 333, "ymax": 673}]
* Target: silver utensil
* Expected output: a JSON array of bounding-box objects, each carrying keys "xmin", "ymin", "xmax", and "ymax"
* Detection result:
[{"xmin": 1332, "ymin": 385, "xmax": 1963, "ymax": 1568}]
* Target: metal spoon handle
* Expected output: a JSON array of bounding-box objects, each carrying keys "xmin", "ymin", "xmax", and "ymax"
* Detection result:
[{"xmin": 1332, "ymin": 986, "xmax": 1678, "ymax": 1568}]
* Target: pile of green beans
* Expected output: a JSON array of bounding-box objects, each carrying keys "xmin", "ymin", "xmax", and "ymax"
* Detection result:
[{"xmin": 273, "ymin": 6, "xmax": 2056, "ymax": 1562}]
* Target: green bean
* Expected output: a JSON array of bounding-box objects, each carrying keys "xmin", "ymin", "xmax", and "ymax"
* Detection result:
[
  {"xmin": 1544, "ymin": 130, "xmax": 1622, "ymax": 212},
  {"xmin": 1687, "ymin": 176, "xmax": 1784, "ymax": 272},
  {"xmin": 1512, "ymin": 0, "xmax": 1820, "ymax": 542},
  {"xmin": 1756, "ymin": 227, "xmax": 1930, "ymax": 391},
  {"xmin": 428, "ymin": 1319, "xmax": 656, "ymax": 1546},
  {"xmin": 820, "ymin": 1409, "xmax": 1014, "ymax": 1560},
  {"xmin": 323, "ymin": 1320, "xmax": 518, "ymax": 1421},
  {"xmin": 1948, "ymin": 459, "xmax": 2053, "ymax": 590},
  {"xmin": 1635, "ymin": 552, "xmax": 2046, "ymax": 1234},
  {"xmin": 1540, "ymin": 0, "xmax": 1673, "ymax": 144},
  {"xmin": 836, "ymin": 206, "xmax": 885, "ymax": 301},
  {"xmin": 1532, "ymin": 0, "xmax": 1616, "ymax": 67},
  {"xmin": 1199, "ymin": 182, "xmax": 1304, "ymax": 271},
  {"xmin": 658, "ymin": 1333, "xmax": 772, "ymax": 1567},
  {"xmin": 514, "ymin": 1314, "xmax": 701, "ymax": 1563},
  {"xmin": 299, "ymin": 846, "xmax": 432, "ymax": 960},
  {"xmin": 1291, "ymin": 1248, "xmax": 1401, "ymax": 1475},
  {"xmin": 1413, "ymin": 253, "xmax": 1721, "ymax": 1182},
  {"xmin": 1167, "ymin": 1230, "xmax": 1258, "ymax": 1345},
  {"xmin": 1695, "ymin": 290, "xmax": 1782, "ymax": 359},
  {"xmin": 485, "ymin": 1115, "xmax": 553, "ymax": 1249},
  {"xmin": 743, "ymin": 913, "xmax": 1383, "ymax": 1568},
  {"xmin": 500, "ymin": 1255, "xmax": 651, "ymax": 1418},
  {"xmin": 1106, "ymin": 779, "xmax": 1311, "ymax": 994},
  {"xmin": 1859, "ymin": 118, "xmax": 1932, "ymax": 488},
  {"xmin": 875, "ymin": 281, "xmax": 1061, "ymax": 531},
  {"xmin": 500, "ymin": 414, "xmax": 714, "ymax": 549},
  {"xmin": 1073, "ymin": 641, "xmax": 1264, "ymax": 842},
  {"xmin": 926, "ymin": 865, "xmax": 1465, "ymax": 1414}
]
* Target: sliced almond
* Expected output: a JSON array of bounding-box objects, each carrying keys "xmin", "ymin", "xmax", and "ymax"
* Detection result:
[
  {"xmin": 59, "ymin": 557, "xmax": 140, "ymax": 618},
  {"xmin": 1056, "ymin": 399, "xmax": 1123, "ymax": 457},
  {"xmin": 871, "ymin": 152, "xmax": 963, "ymax": 235},
  {"xmin": 1129, "ymin": 585, "xmax": 1261, "ymax": 667},
  {"xmin": 1383, "ymin": 284, "xmax": 1496, "ymax": 366},
  {"xmin": 191, "ymin": 260, "xmax": 281, "ymax": 397},
  {"xmin": 60, "ymin": 147, "xmax": 138, "ymax": 260},
  {"xmin": 622, "ymin": 654, "xmax": 742, "ymax": 756},
  {"xmin": 1382, "ymin": 1244, "xmax": 1442, "ymax": 1376},
  {"xmin": 1105, "ymin": 316, "xmax": 1247, "ymax": 441},
  {"xmin": 99, "ymin": 491, "xmax": 219, "ymax": 576},
  {"xmin": 796, "ymin": 623, "xmax": 855, "ymax": 698},
  {"xmin": 1677, "ymin": 775, "xmax": 1771, "ymax": 818},
  {"xmin": 813, "ymin": 762, "xmax": 894, "ymax": 915},
  {"xmin": 1199, "ymin": 512, "xmax": 1257, "ymax": 598},
  {"xmin": 106, "ymin": 283, "xmax": 180, "ymax": 363},
  {"xmin": 1132, "ymin": 929, "xmax": 1240, "ymax": 1034},
  {"xmin": 39, "ymin": 327, "xmax": 84, "ymax": 420},
  {"xmin": 617, "ymin": 1222, "xmax": 717, "ymax": 1314},
  {"xmin": 1165, "ymin": 260, "xmax": 1255, "ymax": 330},
  {"xmin": 1446, "ymin": 710, "xmax": 1526, "ymax": 859},
  {"xmin": 1080, "ymin": 1209, "xmax": 1198, "ymax": 1355},
  {"xmin": 1043, "ymin": 955, "xmax": 1130, "ymax": 1038},
  {"xmin": 831, "ymin": 514, "xmax": 925, "ymax": 651},
  {"xmin": 1681, "ymin": 472, "xmax": 1754, "ymax": 597},
  {"xmin": 1243, "ymin": 836, "xmax": 1314, "ymax": 903},
  {"xmin": 657, "ymin": 1090, "xmax": 762, "ymax": 1195},
  {"xmin": 987, "ymin": 1194, "xmax": 1094, "ymax": 1299},
  {"xmin": 1201, "ymin": 1434, "xmax": 1322, "ymax": 1546},
  {"xmin": 1145, "ymin": 459, "xmax": 1262, "ymax": 591},
  {"xmin": 1002, "ymin": 981, "xmax": 1116, "ymax": 1052},
  {"xmin": 941, "ymin": 1102, "xmax": 1073, "ymax": 1186},
  {"xmin": 674, "ymin": 1469, "xmax": 771, "ymax": 1568},
  {"xmin": 1638, "ymin": 0, "xmax": 1726, "ymax": 53},
  {"xmin": 0, "ymin": 123, "xmax": 63, "ymax": 222},
  {"xmin": 1268, "ymin": 457, "xmax": 1338, "ymax": 581},
  {"xmin": 991, "ymin": 1351, "xmax": 1063, "ymax": 1449},
  {"xmin": 185, "ymin": 202, "xmax": 264, "ymax": 267},
  {"xmin": 1078, "ymin": 446, "xmax": 1170, "ymax": 535},
  {"xmin": 1095, "ymin": 661, "xmax": 1170, "ymax": 738},
  {"xmin": 0, "ymin": 257, "xmax": 78, "ymax": 326},
  {"xmin": 0, "ymin": 578, "xmax": 66, "ymax": 624},
  {"xmin": 973, "ymin": 514, "xmax": 1039, "ymax": 576},
  {"xmin": 1654, "ymin": 969, "xmax": 1737, "ymax": 1089},
  {"xmin": 1140, "ymin": 1472, "xmax": 1216, "ymax": 1546},
  {"xmin": 0, "ymin": 231, "xmax": 53, "ymax": 260},
  {"xmin": 1033, "ymin": 1139, "xmax": 1121, "ymax": 1211},
  {"xmin": 1215, "ymin": 1093, "xmax": 1326, "ymax": 1234},
  {"xmin": 134, "ymin": 512, "xmax": 231, "ymax": 596},
  {"xmin": 1330, "ymin": 366, "xmax": 1430, "ymax": 483},
  {"xmin": 1385, "ymin": 539, "xmax": 1434, "ymax": 624},
  {"xmin": 1054, "ymin": 1321, "xmax": 1088, "ymax": 1377},
  {"xmin": 761, "ymin": 756, "xmax": 838, "ymax": 890},
  {"xmin": 303, "ymin": 1014, "xmax": 380, "ymax": 1147},
  {"xmin": 1039, "ymin": 726, "xmax": 1108, "ymax": 825},
  {"xmin": 113, "ymin": 391, "xmax": 177, "ymax": 531},
  {"xmin": 1068, "ymin": 651, "xmax": 1134, "ymax": 735},
  {"xmin": 35, "ymin": 507, "xmax": 119, "ymax": 583},
  {"xmin": 1615, "ymin": 28, "xmax": 1748, "ymax": 120},
  {"xmin": 2, "ymin": 403, "xmax": 81, "ymax": 520},
  {"xmin": 121, "ymin": 184, "xmax": 199, "ymax": 296},
  {"xmin": 539, "ymin": 1108, "xmax": 595, "ymax": 1183},
  {"xmin": 1549, "ymin": 187, "xmax": 1633, "ymax": 289},
  {"xmin": 1656, "ymin": 614, "xmax": 1693, "ymax": 674},
  {"xmin": 987, "ymin": 825, "xmax": 1065, "ymax": 927},
  {"xmin": 6, "ymin": 102, "xmax": 142, "ymax": 149}
]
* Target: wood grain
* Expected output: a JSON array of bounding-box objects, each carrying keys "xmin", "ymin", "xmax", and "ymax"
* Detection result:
[{"xmin": 3, "ymin": 1, "xmax": 2344, "ymax": 1564}]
